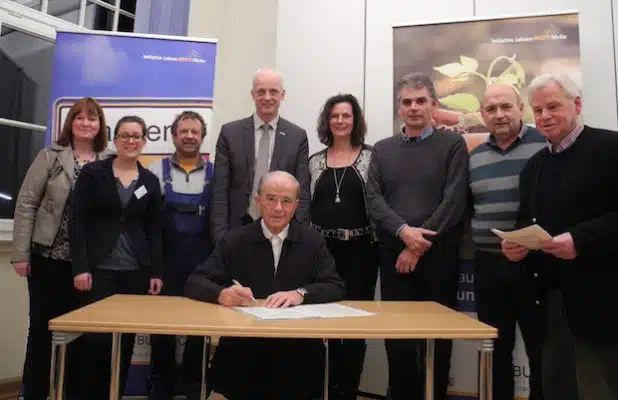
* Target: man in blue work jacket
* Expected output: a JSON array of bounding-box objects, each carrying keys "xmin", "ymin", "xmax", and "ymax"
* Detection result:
[{"xmin": 148, "ymin": 111, "xmax": 214, "ymax": 400}]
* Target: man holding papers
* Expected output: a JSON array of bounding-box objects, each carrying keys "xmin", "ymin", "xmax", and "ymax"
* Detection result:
[
  {"xmin": 469, "ymin": 84, "xmax": 545, "ymax": 400},
  {"xmin": 502, "ymin": 73, "xmax": 618, "ymax": 400},
  {"xmin": 185, "ymin": 171, "xmax": 344, "ymax": 400}
]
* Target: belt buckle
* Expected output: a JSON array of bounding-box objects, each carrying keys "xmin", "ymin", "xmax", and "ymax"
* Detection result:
[{"xmin": 339, "ymin": 229, "xmax": 350, "ymax": 241}]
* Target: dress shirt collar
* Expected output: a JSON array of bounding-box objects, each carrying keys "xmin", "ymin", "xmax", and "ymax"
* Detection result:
[
  {"xmin": 261, "ymin": 219, "xmax": 289, "ymax": 242},
  {"xmin": 400, "ymin": 126, "xmax": 434, "ymax": 143},
  {"xmin": 548, "ymin": 123, "xmax": 584, "ymax": 153},
  {"xmin": 254, "ymin": 114, "xmax": 279, "ymax": 132}
]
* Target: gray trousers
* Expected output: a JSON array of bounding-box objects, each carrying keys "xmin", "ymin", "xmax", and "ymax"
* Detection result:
[{"xmin": 543, "ymin": 290, "xmax": 618, "ymax": 400}]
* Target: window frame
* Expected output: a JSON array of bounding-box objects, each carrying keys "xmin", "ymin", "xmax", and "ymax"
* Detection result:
[
  {"xmin": 0, "ymin": 0, "xmax": 90, "ymax": 239},
  {"xmin": 5, "ymin": 0, "xmax": 135, "ymax": 29}
]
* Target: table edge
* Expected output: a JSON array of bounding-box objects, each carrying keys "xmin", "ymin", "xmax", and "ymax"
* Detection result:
[{"xmin": 49, "ymin": 322, "xmax": 497, "ymax": 339}]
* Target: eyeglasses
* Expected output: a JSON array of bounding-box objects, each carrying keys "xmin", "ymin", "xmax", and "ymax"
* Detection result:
[{"xmin": 116, "ymin": 134, "xmax": 144, "ymax": 142}]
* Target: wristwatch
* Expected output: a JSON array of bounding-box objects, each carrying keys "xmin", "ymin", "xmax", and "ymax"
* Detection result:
[{"xmin": 296, "ymin": 287, "xmax": 308, "ymax": 298}]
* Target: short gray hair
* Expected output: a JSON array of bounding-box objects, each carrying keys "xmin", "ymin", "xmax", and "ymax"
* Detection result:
[
  {"xmin": 527, "ymin": 73, "xmax": 581, "ymax": 103},
  {"xmin": 257, "ymin": 170, "xmax": 300, "ymax": 198},
  {"xmin": 395, "ymin": 72, "xmax": 438, "ymax": 102}
]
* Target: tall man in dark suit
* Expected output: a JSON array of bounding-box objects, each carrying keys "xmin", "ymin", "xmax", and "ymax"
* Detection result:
[
  {"xmin": 502, "ymin": 73, "xmax": 618, "ymax": 400},
  {"xmin": 366, "ymin": 73, "xmax": 468, "ymax": 400},
  {"xmin": 186, "ymin": 170, "xmax": 345, "ymax": 399},
  {"xmin": 210, "ymin": 68, "xmax": 311, "ymax": 244}
]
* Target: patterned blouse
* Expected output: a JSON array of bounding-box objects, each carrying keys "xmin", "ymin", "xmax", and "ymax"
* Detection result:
[{"xmin": 36, "ymin": 153, "xmax": 95, "ymax": 262}]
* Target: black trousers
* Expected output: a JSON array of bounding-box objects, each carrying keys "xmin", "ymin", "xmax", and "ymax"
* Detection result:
[
  {"xmin": 22, "ymin": 254, "xmax": 80, "ymax": 400},
  {"xmin": 75, "ymin": 268, "xmax": 149, "ymax": 400},
  {"xmin": 474, "ymin": 251, "xmax": 543, "ymax": 400},
  {"xmin": 210, "ymin": 337, "xmax": 324, "ymax": 400},
  {"xmin": 543, "ymin": 289, "xmax": 618, "ymax": 400},
  {"xmin": 150, "ymin": 258, "xmax": 205, "ymax": 400},
  {"xmin": 379, "ymin": 243, "xmax": 459, "ymax": 400},
  {"xmin": 325, "ymin": 236, "xmax": 378, "ymax": 400}
]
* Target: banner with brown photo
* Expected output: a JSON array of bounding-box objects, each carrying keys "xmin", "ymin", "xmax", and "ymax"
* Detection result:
[{"xmin": 393, "ymin": 11, "xmax": 581, "ymax": 399}]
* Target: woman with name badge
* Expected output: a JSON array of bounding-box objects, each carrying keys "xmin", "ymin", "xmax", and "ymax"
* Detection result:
[
  {"xmin": 70, "ymin": 115, "xmax": 163, "ymax": 399},
  {"xmin": 308, "ymin": 93, "xmax": 379, "ymax": 400}
]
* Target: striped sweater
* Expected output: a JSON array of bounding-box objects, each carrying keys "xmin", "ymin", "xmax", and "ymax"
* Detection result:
[{"xmin": 469, "ymin": 126, "xmax": 546, "ymax": 252}]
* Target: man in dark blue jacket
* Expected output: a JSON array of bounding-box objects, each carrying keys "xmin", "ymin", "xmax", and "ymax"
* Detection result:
[
  {"xmin": 186, "ymin": 171, "xmax": 345, "ymax": 400},
  {"xmin": 148, "ymin": 111, "xmax": 214, "ymax": 400}
]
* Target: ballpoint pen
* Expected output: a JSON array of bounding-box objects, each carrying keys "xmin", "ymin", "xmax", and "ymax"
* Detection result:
[{"xmin": 232, "ymin": 279, "xmax": 258, "ymax": 302}]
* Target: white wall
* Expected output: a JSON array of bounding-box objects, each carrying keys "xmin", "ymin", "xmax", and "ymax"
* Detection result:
[
  {"xmin": 0, "ymin": 244, "xmax": 28, "ymax": 381},
  {"xmin": 188, "ymin": 0, "xmax": 279, "ymax": 157},
  {"xmin": 276, "ymin": 0, "xmax": 366, "ymax": 156}
]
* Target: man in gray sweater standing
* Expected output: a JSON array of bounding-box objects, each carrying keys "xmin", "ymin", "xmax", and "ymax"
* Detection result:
[{"xmin": 367, "ymin": 72, "xmax": 469, "ymax": 400}]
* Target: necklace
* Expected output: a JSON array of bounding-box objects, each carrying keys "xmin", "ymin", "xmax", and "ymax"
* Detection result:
[
  {"xmin": 333, "ymin": 166, "xmax": 347, "ymax": 203},
  {"xmin": 331, "ymin": 149, "xmax": 356, "ymax": 204}
]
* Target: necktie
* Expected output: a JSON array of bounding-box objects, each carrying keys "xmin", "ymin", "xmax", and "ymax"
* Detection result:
[{"xmin": 249, "ymin": 123, "xmax": 271, "ymax": 219}]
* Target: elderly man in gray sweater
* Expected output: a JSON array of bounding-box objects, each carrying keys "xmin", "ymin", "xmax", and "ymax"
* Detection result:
[{"xmin": 366, "ymin": 72, "xmax": 469, "ymax": 400}]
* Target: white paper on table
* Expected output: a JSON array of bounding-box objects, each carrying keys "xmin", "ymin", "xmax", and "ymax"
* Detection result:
[
  {"xmin": 233, "ymin": 303, "xmax": 375, "ymax": 321},
  {"xmin": 491, "ymin": 224, "xmax": 552, "ymax": 250}
]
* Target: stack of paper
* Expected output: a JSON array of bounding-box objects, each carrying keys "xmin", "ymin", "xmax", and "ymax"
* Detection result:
[
  {"xmin": 491, "ymin": 224, "xmax": 552, "ymax": 250},
  {"xmin": 234, "ymin": 303, "xmax": 375, "ymax": 321}
]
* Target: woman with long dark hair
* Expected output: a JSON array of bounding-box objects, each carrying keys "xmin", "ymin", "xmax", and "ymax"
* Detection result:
[{"xmin": 309, "ymin": 93, "xmax": 378, "ymax": 400}]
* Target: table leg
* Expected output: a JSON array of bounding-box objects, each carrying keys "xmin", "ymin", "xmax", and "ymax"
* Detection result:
[
  {"xmin": 425, "ymin": 339, "xmax": 435, "ymax": 400},
  {"xmin": 56, "ymin": 344, "xmax": 68, "ymax": 399},
  {"xmin": 479, "ymin": 339, "xmax": 494, "ymax": 400},
  {"xmin": 201, "ymin": 336, "xmax": 211, "ymax": 400},
  {"xmin": 323, "ymin": 339, "xmax": 329, "ymax": 400},
  {"xmin": 49, "ymin": 332, "xmax": 81, "ymax": 400},
  {"xmin": 109, "ymin": 333, "xmax": 122, "ymax": 400},
  {"xmin": 49, "ymin": 342, "xmax": 58, "ymax": 400}
]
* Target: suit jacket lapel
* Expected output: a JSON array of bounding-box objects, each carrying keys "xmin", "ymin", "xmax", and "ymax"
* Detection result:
[
  {"xmin": 270, "ymin": 119, "xmax": 286, "ymax": 171},
  {"xmin": 124, "ymin": 164, "xmax": 146, "ymax": 209},
  {"xmin": 101, "ymin": 158, "xmax": 122, "ymax": 209},
  {"xmin": 244, "ymin": 117, "xmax": 256, "ymax": 186},
  {"xmin": 248, "ymin": 221, "xmax": 276, "ymax": 277}
]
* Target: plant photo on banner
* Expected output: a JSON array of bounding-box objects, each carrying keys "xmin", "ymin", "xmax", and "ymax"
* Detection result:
[{"xmin": 393, "ymin": 12, "xmax": 581, "ymax": 152}]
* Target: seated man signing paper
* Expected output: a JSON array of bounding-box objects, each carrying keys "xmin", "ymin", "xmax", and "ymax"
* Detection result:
[{"xmin": 185, "ymin": 171, "xmax": 345, "ymax": 400}]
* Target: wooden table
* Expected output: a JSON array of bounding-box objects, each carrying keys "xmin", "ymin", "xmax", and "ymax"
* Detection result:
[{"xmin": 49, "ymin": 294, "xmax": 497, "ymax": 400}]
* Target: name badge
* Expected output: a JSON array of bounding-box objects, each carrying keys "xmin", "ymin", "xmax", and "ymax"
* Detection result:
[{"xmin": 134, "ymin": 185, "xmax": 148, "ymax": 199}]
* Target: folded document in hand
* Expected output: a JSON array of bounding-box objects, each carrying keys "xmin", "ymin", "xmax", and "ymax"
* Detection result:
[
  {"xmin": 233, "ymin": 303, "xmax": 375, "ymax": 321},
  {"xmin": 491, "ymin": 224, "xmax": 552, "ymax": 250}
]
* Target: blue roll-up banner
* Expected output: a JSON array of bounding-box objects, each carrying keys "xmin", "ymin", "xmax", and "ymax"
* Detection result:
[
  {"xmin": 48, "ymin": 30, "xmax": 217, "ymax": 397},
  {"xmin": 48, "ymin": 30, "xmax": 216, "ymax": 165}
]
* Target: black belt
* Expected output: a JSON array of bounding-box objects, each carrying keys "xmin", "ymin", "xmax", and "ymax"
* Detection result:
[{"xmin": 311, "ymin": 223, "xmax": 371, "ymax": 241}]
